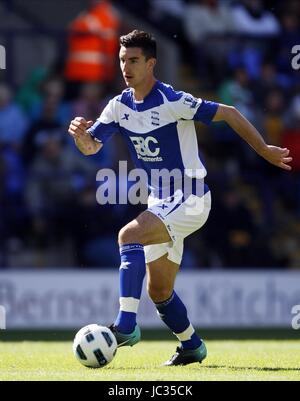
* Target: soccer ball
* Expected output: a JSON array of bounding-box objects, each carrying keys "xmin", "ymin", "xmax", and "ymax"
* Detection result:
[{"xmin": 73, "ymin": 324, "xmax": 117, "ymax": 368}]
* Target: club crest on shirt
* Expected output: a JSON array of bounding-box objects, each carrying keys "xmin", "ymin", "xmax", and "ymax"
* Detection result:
[{"xmin": 151, "ymin": 111, "xmax": 160, "ymax": 126}]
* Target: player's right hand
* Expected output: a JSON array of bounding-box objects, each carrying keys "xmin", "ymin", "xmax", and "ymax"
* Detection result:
[{"xmin": 68, "ymin": 117, "xmax": 94, "ymax": 139}]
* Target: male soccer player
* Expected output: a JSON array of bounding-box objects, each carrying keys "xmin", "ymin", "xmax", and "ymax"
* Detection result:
[{"xmin": 68, "ymin": 30, "xmax": 292, "ymax": 366}]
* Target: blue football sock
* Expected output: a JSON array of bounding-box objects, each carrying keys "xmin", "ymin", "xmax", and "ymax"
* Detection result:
[
  {"xmin": 155, "ymin": 291, "xmax": 202, "ymax": 350},
  {"xmin": 114, "ymin": 243, "xmax": 146, "ymax": 334}
]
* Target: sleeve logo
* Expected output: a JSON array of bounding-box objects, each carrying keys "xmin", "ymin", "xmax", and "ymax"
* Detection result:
[{"xmin": 183, "ymin": 96, "xmax": 199, "ymax": 109}]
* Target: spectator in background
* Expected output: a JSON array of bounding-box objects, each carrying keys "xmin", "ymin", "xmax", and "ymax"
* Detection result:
[
  {"xmin": 23, "ymin": 124, "xmax": 64, "ymax": 167},
  {"xmin": 252, "ymin": 62, "xmax": 290, "ymax": 107},
  {"xmin": 150, "ymin": 0, "xmax": 184, "ymax": 24},
  {"xmin": 22, "ymin": 77, "xmax": 70, "ymax": 165},
  {"xmin": 64, "ymin": 0, "xmax": 120, "ymax": 99},
  {"xmin": 72, "ymin": 82, "xmax": 106, "ymax": 123},
  {"xmin": 205, "ymin": 67, "xmax": 257, "ymax": 171},
  {"xmin": 282, "ymin": 92, "xmax": 300, "ymax": 173},
  {"xmin": 183, "ymin": 0, "xmax": 235, "ymax": 87},
  {"xmin": 249, "ymin": 90, "xmax": 286, "ymax": 225},
  {"xmin": 29, "ymin": 76, "xmax": 70, "ymax": 126},
  {"xmin": 0, "ymin": 84, "xmax": 28, "ymax": 146},
  {"xmin": 149, "ymin": 0, "xmax": 185, "ymax": 39},
  {"xmin": 69, "ymin": 185, "xmax": 120, "ymax": 267},
  {"xmin": 261, "ymin": 89, "xmax": 286, "ymax": 147},
  {"xmin": 0, "ymin": 151, "xmax": 8, "ymax": 267},
  {"xmin": 203, "ymin": 185, "xmax": 256, "ymax": 267},
  {"xmin": 221, "ymin": 188, "xmax": 255, "ymax": 268},
  {"xmin": 218, "ymin": 67, "xmax": 255, "ymax": 123},
  {"xmin": 114, "ymin": 0, "xmax": 150, "ymax": 22},
  {"xmin": 0, "ymin": 84, "xmax": 29, "ymax": 249},
  {"xmin": 25, "ymin": 132, "xmax": 96, "ymax": 248},
  {"xmin": 183, "ymin": 0, "xmax": 235, "ymax": 43},
  {"xmin": 15, "ymin": 66, "xmax": 48, "ymax": 114},
  {"xmin": 229, "ymin": 0, "xmax": 280, "ymax": 79},
  {"xmin": 0, "ymin": 84, "xmax": 29, "ymax": 267},
  {"xmin": 232, "ymin": 0, "xmax": 280, "ymax": 38},
  {"xmin": 271, "ymin": 220, "xmax": 300, "ymax": 268}
]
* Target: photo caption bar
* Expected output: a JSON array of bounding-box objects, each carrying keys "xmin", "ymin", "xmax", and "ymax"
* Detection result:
[{"xmin": 107, "ymin": 384, "xmax": 195, "ymax": 399}]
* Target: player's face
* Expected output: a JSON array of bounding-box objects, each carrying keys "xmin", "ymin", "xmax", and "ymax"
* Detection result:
[{"xmin": 119, "ymin": 46, "xmax": 155, "ymax": 88}]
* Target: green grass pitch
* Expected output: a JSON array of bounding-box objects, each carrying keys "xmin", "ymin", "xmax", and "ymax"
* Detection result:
[{"xmin": 0, "ymin": 330, "xmax": 299, "ymax": 381}]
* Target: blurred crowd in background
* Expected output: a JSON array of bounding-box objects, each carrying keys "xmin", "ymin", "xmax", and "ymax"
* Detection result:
[{"xmin": 0, "ymin": 0, "xmax": 300, "ymax": 269}]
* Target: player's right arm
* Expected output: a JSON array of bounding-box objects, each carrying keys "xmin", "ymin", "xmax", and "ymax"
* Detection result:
[{"xmin": 68, "ymin": 117, "xmax": 102, "ymax": 156}]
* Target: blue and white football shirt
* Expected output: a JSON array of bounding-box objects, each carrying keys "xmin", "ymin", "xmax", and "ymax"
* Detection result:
[{"xmin": 88, "ymin": 80, "xmax": 218, "ymax": 198}]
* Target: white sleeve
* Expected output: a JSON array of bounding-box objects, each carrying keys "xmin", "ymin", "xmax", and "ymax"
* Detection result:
[
  {"xmin": 88, "ymin": 98, "xmax": 120, "ymax": 144},
  {"xmin": 172, "ymin": 92, "xmax": 219, "ymax": 125}
]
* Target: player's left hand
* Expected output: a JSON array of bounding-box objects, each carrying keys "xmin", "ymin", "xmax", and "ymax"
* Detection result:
[{"xmin": 261, "ymin": 145, "xmax": 293, "ymax": 171}]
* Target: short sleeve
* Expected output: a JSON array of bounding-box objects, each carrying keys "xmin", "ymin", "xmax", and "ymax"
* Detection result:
[
  {"xmin": 172, "ymin": 92, "xmax": 219, "ymax": 125},
  {"xmin": 88, "ymin": 98, "xmax": 120, "ymax": 144}
]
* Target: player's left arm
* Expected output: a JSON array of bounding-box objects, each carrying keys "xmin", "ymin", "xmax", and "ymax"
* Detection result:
[{"xmin": 213, "ymin": 104, "xmax": 293, "ymax": 171}]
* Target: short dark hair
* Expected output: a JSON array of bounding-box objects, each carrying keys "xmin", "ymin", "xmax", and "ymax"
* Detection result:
[{"xmin": 119, "ymin": 30, "xmax": 157, "ymax": 60}]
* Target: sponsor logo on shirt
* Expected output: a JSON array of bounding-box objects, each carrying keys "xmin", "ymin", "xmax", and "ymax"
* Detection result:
[{"xmin": 130, "ymin": 136, "xmax": 163, "ymax": 162}]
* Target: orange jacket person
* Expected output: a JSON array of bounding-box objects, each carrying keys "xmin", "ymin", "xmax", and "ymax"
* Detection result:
[{"xmin": 65, "ymin": 0, "xmax": 120, "ymax": 83}]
